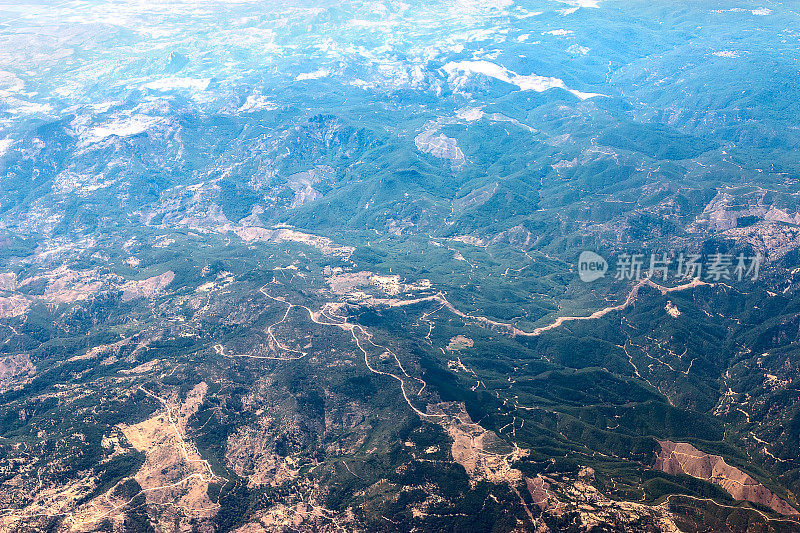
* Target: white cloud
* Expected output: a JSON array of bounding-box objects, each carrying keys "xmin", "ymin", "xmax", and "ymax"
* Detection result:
[
  {"xmin": 296, "ymin": 69, "xmax": 330, "ymax": 81},
  {"xmin": 238, "ymin": 94, "xmax": 277, "ymax": 112},
  {"xmin": 442, "ymin": 60, "xmax": 605, "ymax": 99},
  {"xmin": 555, "ymin": 0, "xmax": 601, "ymax": 9},
  {"xmin": 3, "ymin": 99, "xmax": 53, "ymax": 115},
  {"xmin": 0, "ymin": 139, "xmax": 12, "ymax": 157},
  {"xmin": 456, "ymin": 107, "xmax": 485, "ymax": 121},
  {"xmin": 144, "ymin": 77, "xmax": 210, "ymax": 91},
  {"xmin": 83, "ymin": 116, "xmax": 166, "ymax": 143},
  {"xmin": 566, "ymin": 44, "xmax": 590, "ymax": 56}
]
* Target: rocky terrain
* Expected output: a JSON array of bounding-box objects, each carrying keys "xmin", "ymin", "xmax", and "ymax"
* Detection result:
[{"xmin": 655, "ymin": 440, "xmax": 798, "ymax": 516}]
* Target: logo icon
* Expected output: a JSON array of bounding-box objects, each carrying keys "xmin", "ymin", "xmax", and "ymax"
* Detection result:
[{"xmin": 578, "ymin": 251, "xmax": 607, "ymax": 282}]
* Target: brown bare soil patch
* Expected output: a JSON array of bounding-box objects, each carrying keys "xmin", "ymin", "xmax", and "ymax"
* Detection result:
[
  {"xmin": 655, "ymin": 440, "xmax": 798, "ymax": 515},
  {"xmin": 121, "ymin": 271, "xmax": 175, "ymax": 301}
]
